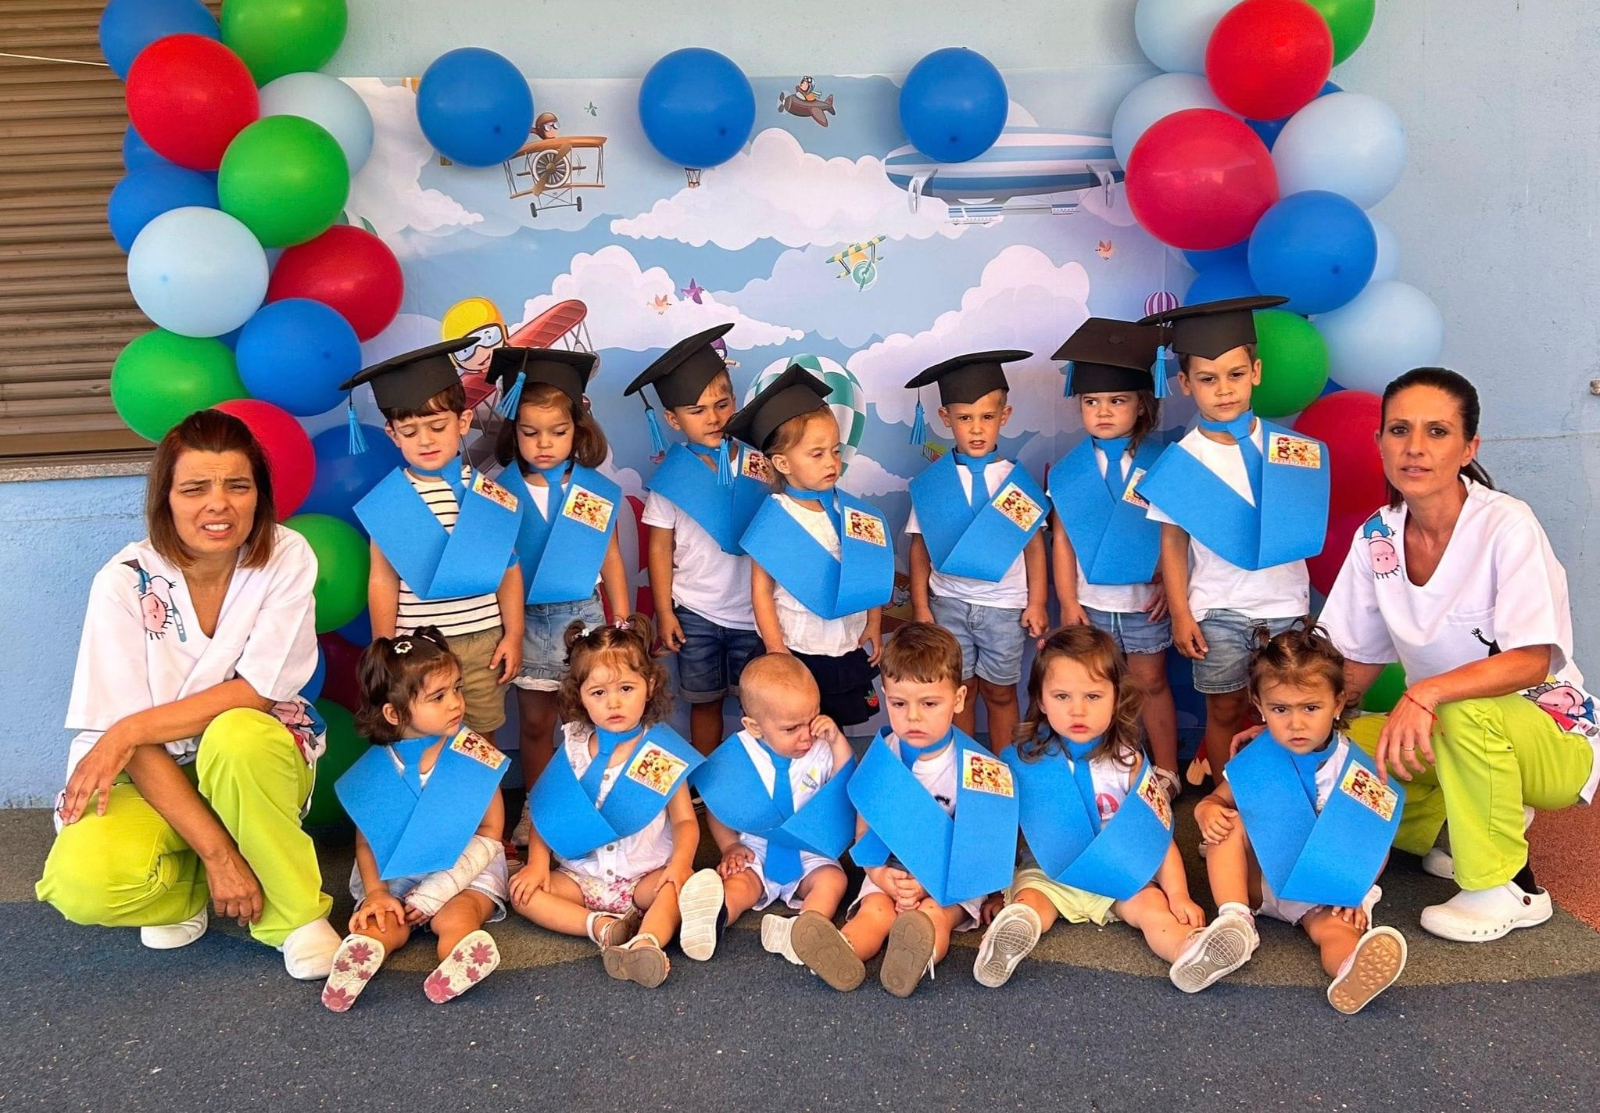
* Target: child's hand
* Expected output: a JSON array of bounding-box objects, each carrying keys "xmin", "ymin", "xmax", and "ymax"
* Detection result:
[
  {"xmin": 351, "ymin": 890, "xmax": 406, "ymax": 934},
  {"xmin": 661, "ymin": 859, "xmax": 694, "ymax": 895},
  {"xmin": 404, "ymin": 902, "xmax": 430, "ymax": 926},
  {"xmin": 657, "ymin": 610, "xmax": 686, "ymax": 653},
  {"xmin": 1168, "ymin": 894, "xmax": 1206, "ymax": 929},
  {"xmin": 1144, "ymin": 582, "xmax": 1170, "ymax": 623},
  {"xmin": 490, "ymin": 630, "xmax": 522, "ymax": 684},
  {"xmin": 1194, "ymin": 798, "xmax": 1239, "ymax": 845},
  {"xmin": 1021, "ymin": 603, "xmax": 1049, "ymax": 638},
  {"xmin": 979, "ymin": 891, "xmax": 1007, "ymax": 925},
  {"xmin": 718, "ymin": 844, "xmax": 757, "ymax": 879},
  {"xmin": 859, "ymin": 624, "xmax": 883, "ymax": 665},
  {"xmin": 1327, "ymin": 904, "xmax": 1369, "ymax": 931},
  {"xmin": 1058, "ymin": 599, "xmax": 1090, "ymax": 627},
  {"xmin": 1230, "ymin": 723, "xmax": 1266, "ymax": 758},
  {"xmin": 809, "ymin": 713, "xmax": 843, "ymax": 748},
  {"xmin": 1172, "ymin": 613, "xmax": 1208, "ymax": 659},
  {"xmin": 508, "ymin": 855, "xmax": 550, "ymax": 908}
]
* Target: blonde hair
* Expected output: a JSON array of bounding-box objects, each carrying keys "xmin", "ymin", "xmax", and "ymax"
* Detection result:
[
  {"xmin": 765, "ymin": 408, "xmax": 836, "ymax": 493},
  {"xmin": 738, "ymin": 653, "xmax": 819, "ymax": 720}
]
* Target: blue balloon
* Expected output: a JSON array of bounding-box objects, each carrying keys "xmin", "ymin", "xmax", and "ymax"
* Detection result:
[
  {"xmin": 236, "ymin": 299, "xmax": 362, "ymax": 417},
  {"xmin": 127, "ymin": 207, "xmax": 268, "ymax": 338},
  {"xmin": 1245, "ymin": 82, "xmax": 1341, "ymax": 151},
  {"xmin": 1248, "ymin": 191, "xmax": 1376, "ymax": 315},
  {"xmin": 123, "ymin": 125, "xmax": 172, "ymax": 171},
  {"xmin": 1183, "ymin": 240, "xmax": 1249, "ymax": 272},
  {"xmin": 99, "ymin": 0, "xmax": 218, "ymax": 80},
  {"xmin": 1184, "ymin": 261, "xmax": 1258, "ymax": 305},
  {"xmin": 899, "ymin": 48, "xmax": 1008, "ymax": 163},
  {"xmin": 416, "ymin": 48, "xmax": 535, "ymax": 168},
  {"xmin": 107, "ymin": 166, "xmax": 218, "ymax": 253},
  {"xmin": 300, "ymin": 423, "xmax": 403, "ymax": 528},
  {"xmin": 301, "ymin": 645, "xmax": 327, "ymax": 703},
  {"xmin": 338, "ymin": 609, "xmax": 373, "ymax": 648},
  {"xmin": 638, "ymin": 48, "xmax": 755, "ymax": 169}
]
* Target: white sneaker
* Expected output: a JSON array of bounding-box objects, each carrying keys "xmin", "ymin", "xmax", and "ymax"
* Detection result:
[
  {"xmin": 1421, "ymin": 807, "xmax": 1536, "ymax": 882},
  {"xmin": 280, "ymin": 918, "xmax": 343, "ymax": 980},
  {"xmin": 140, "ymin": 909, "xmax": 208, "ymax": 950},
  {"xmin": 1327, "ymin": 925, "xmax": 1407, "ymax": 1015},
  {"xmin": 510, "ymin": 802, "xmax": 532, "ymax": 848},
  {"xmin": 677, "ymin": 869, "xmax": 725, "ymax": 962},
  {"xmin": 1419, "ymin": 879, "xmax": 1552, "ymax": 942},
  {"xmin": 760, "ymin": 914, "xmax": 803, "ymax": 965},
  {"xmin": 1170, "ymin": 908, "xmax": 1259, "ymax": 993},
  {"xmin": 973, "ymin": 902, "xmax": 1043, "ymax": 989}
]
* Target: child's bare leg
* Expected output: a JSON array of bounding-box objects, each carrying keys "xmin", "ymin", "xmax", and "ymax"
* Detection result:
[
  {"xmin": 516, "ymin": 688, "xmax": 560, "ymax": 790},
  {"xmin": 977, "ymin": 678, "xmax": 1018, "ymax": 756},
  {"xmin": 921, "ymin": 898, "xmax": 968, "ymax": 965},
  {"xmin": 1302, "ymin": 907, "xmax": 1363, "ymax": 978},
  {"xmin": 512, "ymin": 870, "xmax": 600, "ymax": 937},
  {"xmin": 323, "ymin": 907, "xmax": 409, "ymax": 1011},
  {"xmin": 1011, "ymin": 886, "xmax": 1062, "ymax": 933},
  {"xmin": 347, "ymin": 909, "xmax": 410, "ymax": 957},
  {"xmin": 689, "ymin": 700, "xmax": 725, "ymax": 758},
  {"xmin": 841, "ymin": 893, "xmax": 897, "ymax": 961},
  {"xmin": 722, "ymin": 866, "xmax": 765, "ymax": 927},
  {"xmin": 1205, "ymin": 814, "xmax": 1256, "ymax": 911},
  {"xmin": 953, "ymin": 675, "xmax": 980, "ymax": 738},
  {"xmin": 1127, "ymin": 651, "xmax": 1178, "ymax": 779},
  {"xmin": 797, "ymin": 864, "xmax": 848, "ymax": 918},
  {"xmin": 1114, "ymin": 886, "xmax": 1192, "ymax": 963},
  {"xmin": 1203, "ymin": 689, "xmax": 1251, "ymax": 784},
  {"xmin": 430, "ymin": 890, "xmax": 494, "ymax": 959},
  {"xmin": 633, "ymin": 867, "xmax": 682, "ymax": 945}
]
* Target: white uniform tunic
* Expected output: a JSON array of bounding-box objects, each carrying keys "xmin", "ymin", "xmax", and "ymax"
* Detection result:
[
  {"xmin": 552, "ymin": 722, "xmax": 676, "ymax": 883},
  {"xmin": 1320, "ymin": 481, "xmax": 1600, "ymax": 802},
  {"xmin": 726, "ymin": 730, "xmax": 840, "ymax": 909}
]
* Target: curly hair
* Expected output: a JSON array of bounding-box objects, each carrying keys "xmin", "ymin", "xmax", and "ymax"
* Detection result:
[
  {"xmin": 354, "ymin": 626, "xmax": 461, "ymax": 743},
  {"xmin": 1247, "ymin": 617, "xmax": 1350, "ymax": 730},
  {"xmin": 1014, "ymin": 624, "xmax": 1144, "ymax": 769},
  {"xmin": 557, "ymin": 612, "xmax": 674, "ymax": 730}
]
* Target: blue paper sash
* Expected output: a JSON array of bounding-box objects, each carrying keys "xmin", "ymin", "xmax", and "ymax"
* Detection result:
[
  {"xmin": 499, "ymin": 464, "xmax": 621, "ymax": 604},
  {"xmin": 647, "ymin": 443, "xmax": 770, "ymax": 555},
  {"xmin": 1135, "ymin": 421, "xmax": 1328, "ymax": 571},
  {"xmin": 1003, "ymin": 744, "xmax": 1173, "ymax": 901},
  {"xmin": 847, "ymin": 729, "xmax": 1019, "ymax": 907},
  {"xmin": 335, "ymin": 729, "xmax": 509, "ymax": 880},
  {"xmin": 355, "ymin": 467, "xmax": 520, "ymax": 600},
  {"xmin": 528, "ymin": 723, "xmax": 702, "ymax": 861},
  {"xmin": 909, "ymin": 453, "xmax": 1047, "ymax": 582},
  {"xmin": 1226, "ymin": 735, "xmax": 1404, "ymax": 909},
  {"xmin": 740, "ymin": 491, "xmax": 894, "ymax": 620},
  {"xmin": 1049, "ymin": 438, "xmax": 1165, "ymax": 586},
  {"xmin": 692, "ymin": 735, "xmax": 857, "ymax": 861}
]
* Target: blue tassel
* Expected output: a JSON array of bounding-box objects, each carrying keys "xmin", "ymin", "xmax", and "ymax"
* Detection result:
[
  {"xmin": 1153, "ymin": 348, "xmax": 1171, "ymax": 399},
  {"xmin": 346, "ymin": 397, "xmax": 368, "ymax": 455},
  {"xmin": 715, "ymin": 437, "xmax": 734, "ymax": 486},
  {"xmin": 909, "ymin": 398, "xmax": 926, "ymax": 446},
  {"xmin": 1061, "ymin": 360, "xmax": 1075, "ymax": 397},
  {"xmin": 645, "ymin": 404, "xmax": 668, "ymax": 457},
  {"xmin": 494, "ymin": 371, "xmax": 526, "ymax": 419}
]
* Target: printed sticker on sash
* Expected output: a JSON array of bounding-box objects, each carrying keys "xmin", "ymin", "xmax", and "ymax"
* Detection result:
[
  {"xmin": 626, "ymin": 742, "xmax": 688, "ymax": 795},
  {"xmin": 471, "ymin": 472, "xmax": 519, "ymax": 512},
  {"xmin": 1266, "ymin": 433, "xmax": 1322, "ymax": 469},
  {"xmin": 844, "ymin": 508, "xmax": 887, "ymax": 546},
  {"xmin": 1338, "ymin": 764, "xmax": 1398, "ymax": 821},
  {"xmin": 451, "ymin": 731, "xmax": 508, "ymax": 770},
  {"xmin": 992, "ymin": 483, "xmax": 1044, "ymax": 532},
  {"xmin": 962, "ymin": 752, "xmax": 1015, "ymax": 796},
  {"xmin": 564, "ymin": 486, "xmax": 614, "ymax": 531}
]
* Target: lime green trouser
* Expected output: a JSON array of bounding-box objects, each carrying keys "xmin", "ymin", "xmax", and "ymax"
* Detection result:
[
  {"xmin": 1348, "ymin": 694, "xmax": 1595, "ymax": 891},
  {"xmin": 35, "ymin": 708, "xmax": 333, "ymax": 947}
]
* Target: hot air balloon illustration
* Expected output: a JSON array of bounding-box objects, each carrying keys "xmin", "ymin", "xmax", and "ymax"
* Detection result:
[
  {"xmin": 1144, "ymin": 290, "xmax": 1179, "ymax": 318},
  {"xmin": 747, "ymin": 353, "xmax": 866, "ymax": 472}
]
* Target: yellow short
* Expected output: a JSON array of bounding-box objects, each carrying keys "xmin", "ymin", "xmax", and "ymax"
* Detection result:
[
  {"xmin": 1009, "ymin": 867, "xmax": 1119, "ymax": 926},
  {"xmin": 449, "ymin": 625, "xmax": 508, "ymax": 734}
]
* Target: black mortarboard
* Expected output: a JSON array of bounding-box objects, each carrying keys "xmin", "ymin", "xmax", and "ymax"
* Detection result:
[
  {"xmin": 624, "ymin": 324, "xmax": 734, "ymax": 409},
  {"xmin": 339, "ymin": 339, "xmax": 467, "ymax": 413},
  {"xmin": 1051, "ymin": 318, "xmax": 1162, "ymax": 396},
  {"xmin": 483, "ymin": 346, "xmax": 597, "ymax": 416},
  {"xmin": 903, "ymin": 349, "xmax": 1029, "ymax": 407},
  {"xmin": 1137, "ymin": 295, "xmax": 1287, "ymax": 360},
  {"xmin": 724, "ymin": 364, "xmax": 831, "ymax": 452}
]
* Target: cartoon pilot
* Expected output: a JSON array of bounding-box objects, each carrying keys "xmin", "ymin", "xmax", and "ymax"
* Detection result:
[{"xmin": 534, "ymin": 112, "xmax": 560, "ymax": 140}]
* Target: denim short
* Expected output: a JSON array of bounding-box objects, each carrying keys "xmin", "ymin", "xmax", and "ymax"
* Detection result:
[
  {"xmin": 1191, "ymin": 609, "xmax": 1306, "ymax": 695},
  {"xmin": 927, "ymin": 593, "xmax": 1026, "ymax": 686},
  {"xmin": 515, "ymin": 592, "xmax": 606, "ymax": 691},
  {"xmin": 674, "ymin": 605, "xmax": 763, "ymax": 703},
  {"xmin": 1084, "ymin": 606, "xmax": 1173, "ymax": 657}
]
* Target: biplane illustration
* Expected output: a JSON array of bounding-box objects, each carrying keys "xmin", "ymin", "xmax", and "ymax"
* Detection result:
[
  {"xmin": 826, "ymin": 236, "xmax": 886, "ymax": 291},
  {"xmin": 501, "ymin": 113, "xmax": 607, "ymax": 216}
]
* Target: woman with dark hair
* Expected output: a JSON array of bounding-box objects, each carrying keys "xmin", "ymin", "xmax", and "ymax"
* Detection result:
[
  {"xmin": 1317, "ymin": 368, "xmax": 1598, "ymax": 943},
  {"xmin": 35, "ymin": 410, "xmax": 339, "ymax": 978}
]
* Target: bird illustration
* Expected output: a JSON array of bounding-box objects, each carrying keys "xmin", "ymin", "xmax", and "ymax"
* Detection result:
[
  {"xmin": 650, "ymin": 294, "xmax": 671, "ymax": 314},
  {"xmin": 1096, "ymin": 240, "xmax": 1114, "ymax": 260}
]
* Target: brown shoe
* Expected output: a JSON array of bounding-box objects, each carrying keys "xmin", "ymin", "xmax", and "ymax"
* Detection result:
[
  {"xmin": 880, "ymin": 909, "xmax": 937, "ymax": 998},
  {"xmin": 1327, "ymin": 926, "xmax": 1406, "ymax": 1015},
  {"xmin": 789, "ymin": 909, "xmax": 865, "ymax": 992},
  {"xmin": 603, "ymin": 931, "xmax": 670, "ymax": 988}
]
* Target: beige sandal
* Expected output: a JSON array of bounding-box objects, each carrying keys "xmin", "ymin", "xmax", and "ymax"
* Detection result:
[
  {"xmin": 1327, "ymin": 925, "xmax": 1407, "ymax": 1015},
  {"xmin": 585, "ymin": 907, "xmax": 642, "ymax": 950},
  {"xmin": 603, "ymin": 931, "xmax": 671, "ymax": 988},
  {"xmin": 880, "ymin": 909, "xmax": 938, "ymax": 998},
  {"xmin": 789, "ymin": 909, "xmax": 865, "ymax": 992}
]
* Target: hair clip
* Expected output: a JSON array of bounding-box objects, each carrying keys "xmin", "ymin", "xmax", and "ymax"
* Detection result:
[{"xmin": 393, "ymin": 640, "xmax": 413, "ymax": 655}]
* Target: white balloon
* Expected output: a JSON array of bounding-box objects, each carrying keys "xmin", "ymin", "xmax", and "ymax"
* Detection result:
[
  {"xmin": 1273, "ymin": 92, "xmax": 1407, "ymax": 209},
  {"xmin": 1368, "ymin": 216, "xmax": 1399, "ymax": 282},
  {"xmin": 1313, "ymin": 281, "xmax": 1443, "ymax": 393},
  {"xmin": 259, "ymin": 72, "xmax": 376, "ymax": 174},
  {"xmin": 1134, "ymin": 0, "xmax": 1238, "ymax": 74},
  {"xmin": 1112, "ymin": 72, "xmax": 1228, "ymax": 168}
]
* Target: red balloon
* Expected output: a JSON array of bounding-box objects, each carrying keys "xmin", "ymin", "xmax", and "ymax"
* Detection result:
[
  {"xmin": 316, "ymin": 633, "xmax": 364, "ymax": 715},
  {"xmin": 1295, "ymin": 389, "xmax": 1386, "ymax": 515},
  {"xmin": 267, "ymin": 226, "xmax": 404, "ymax": 342},
  {"xmin": 1308, "ymin": 506, "xmax": 1367, "ymax": 597},
  {"xmin": 214, "ymin": 399, "xmax": 316, "ymax": 518},
  {"xmin": 125, "ymin": 35, "xmax": 258, "ymax": 171},
  {"xmin": 1206, "ymin": 0, "xmax": 1334, "ymax": 121},
  {"xmin": 1125, "ymin": 109, "xmax": 1278, "ymax": 251}
]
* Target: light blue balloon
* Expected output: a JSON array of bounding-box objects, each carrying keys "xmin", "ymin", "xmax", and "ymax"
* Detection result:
[
  {"xmin": 127, "ymin": 207, "xmax": 268, "ymax": 338},
  {"xmin": 1185, "ymin": 261, "xmax": 1258, "ymax": 305},
  {"xmin": 1368, "ymin": 216, "xmax": 1398, "ymax": 282},
  {"xmin": 898, "ymin": 48, "xmax": 1008, "ymax": 163},
  {"xmin": 1273, "ymin": 92, "xmax": 1407, "ymax": 209},
  {"xmin": 236, "ymin": 299, "xmax": 362, "ymax": 416},
  {"xmin": 638, "ymin": 48, "xmax": 756, "ymax": 169},
  {"xmin": 259, "ymin": 72, "xmax": 375, "ymax": 174},
  {"xmin": 1247, "ymin": 191, "xmax": 1376, "ymax": 315},
  {"xmin": 1312, "ymin": 281, "xmax": 1444, "ymax": 394},
  {"xmin": 1134, "ymin": 0, "xmax": 1238, "ymax": 73},
  {"xmin": 1111, "ymin": 72, "xmax": 1227, "ymax": 168},
  {"xmin": 107, "ymin": 165, "xmax": 218, "ymax": 252}
]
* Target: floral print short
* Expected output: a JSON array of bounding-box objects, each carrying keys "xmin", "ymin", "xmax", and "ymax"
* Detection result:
[{"xmin": 560, "ymin": 867, "xmax": 640, "ymax": 915}]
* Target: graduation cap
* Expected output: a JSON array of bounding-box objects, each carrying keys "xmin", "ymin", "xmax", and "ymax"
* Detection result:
[
  {"xmin": 1137, "ymin": 295, "xmax": 1288, "ymax": 360},
  {"xmin": 483, "ymin": 346, "xmax": 598, "ymax": 420},
  {"xmin": 724, "ymin": 364, "xmax": 831, "ymax": 452},
  {"xmin": 902, "ymin": 349, "xmax": 1029, "ymax": 445},
  {"xmin": 1052, "ymin": 318, "xmax": 1164, "ymax": 399},
  {"xmin": 623, "ymin": 324, "xmax": 735, "ymax": 459},
  {"xmin": 338, "ymin": 338, "xmax": 472, "ymax": 453}
]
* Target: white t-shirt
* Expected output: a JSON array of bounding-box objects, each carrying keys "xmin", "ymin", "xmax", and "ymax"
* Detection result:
[
  {"xmin": 64, "ymin": 528, "xmax": 322, "ymax": 782},
  {"xmin": 1320, "ymin": 482, "xmax": 1600, "ymax": 802},
  {"xmin": 905, "ymin": 457, "xmax": 1029, "ymax": 609},
  {"xmin": 730, "ymin": 730, "xmax": 839, "ymax": 907},
  {"xmin": 553, "ymin": 722, "xmax": 676, "ymax": 881},
  {"xmin": 769, "ymin": 493, "xmax": 868, "ymax": 657},
  {"xmin": 1073, "ymin": 443, "xmax": 1159, "ymax": 614},
  {"xmin": 394, "ymin": 467, "xmax": 501, "ymax": 637},
  {"xmin": 1144, "ymin": 424, "xmax": 1309, "ymax": 621},
  {"xmin": 641, "ymin": 489, "xmax": 755, "ymax": 630}
]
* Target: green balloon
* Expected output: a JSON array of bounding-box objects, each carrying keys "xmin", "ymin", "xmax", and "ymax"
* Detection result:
[
  {"xmin": 304, "ymin": 698, "xmax": 369, "ymax": 826},
  {"xmin": 1361, "ymin": 662, "xmax": 1408, "ymax": 714},
  {"xmin": 221, "ymin": 0, "xmax": 348, "ymax": 86},
  {"xmin": 218, "ymin": 116, "xmax": 350, "ymax": 248},
  {"xmin": 110, "ymin": 330, "xmax": 247, "ymax": 442},
  {"xmin": 285, "ymin": 513, "xmax": 370, "ymax": 632},
  {"xmin": 1308, "ymin": 0, "xmax": 1376, "ymax": 66},
  {"xmin": 1252, "ymin": 309, "xmax": 1329, "ymax": 418}
]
